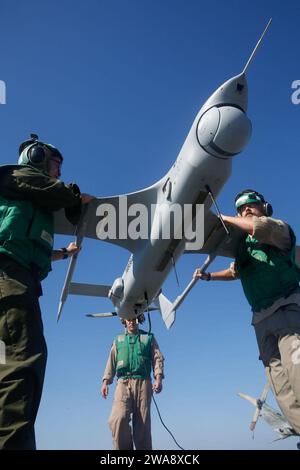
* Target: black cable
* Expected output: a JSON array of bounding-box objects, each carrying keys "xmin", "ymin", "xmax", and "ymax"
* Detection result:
[
  {"xmin": 152, "ymin": 394, "xmax": 185, "ymax": 451},
  {"xmin": 147, "ymin": 310, "xmax": 152, "ymax": 335},
  {"xmin": 143, "ymin": 291, "xmax": 183, "ymax": 450},
  {"xmin": 145, "ymin": 291, "xmax": 152, "ymax": 334},
  {"xmin": 142, "ymin": 349, "xmax": 185, "ymax": 450}
]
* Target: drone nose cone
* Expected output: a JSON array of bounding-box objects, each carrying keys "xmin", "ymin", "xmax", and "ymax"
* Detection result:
[
  {"xmin": 222, "ymin": 73, "xmax": 248, "ymax": 110},
  {"xmin": 202, "ymin": 73, "xmax": 248, "ymax": 113},
  {"xmin": 197, "ymin": 104, "xmax": 252, "ymax": 158},
  {"xmin": 195, "ymin": 73, "xmax": 251, "ymax": 158}
]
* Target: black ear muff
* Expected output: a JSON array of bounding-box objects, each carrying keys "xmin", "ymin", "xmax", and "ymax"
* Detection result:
[
  {"xmin": 28, "ymin": 144, "xmax": 46, "ymax": 164},
  {"xmin": 264, "ymin": 202, "xmax": 273, "ymax": 217}
]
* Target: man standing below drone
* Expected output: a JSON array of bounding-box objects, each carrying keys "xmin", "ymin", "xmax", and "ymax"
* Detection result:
[{"xmin": 101, "ymin": 315, "xmax": 164, "ymax": 450}]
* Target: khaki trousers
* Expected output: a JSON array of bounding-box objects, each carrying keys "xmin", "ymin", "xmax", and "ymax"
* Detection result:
[
  {"xmin": 254, "ymin": 304, "xmax": 300, "ymax": 433},
  {"xmin": 265, "ymin": 334, "xmax": 300, "ymax": 433},
  {"xmin": 108, "ymin": 378, "xmax": 152, "ymax": 450}
]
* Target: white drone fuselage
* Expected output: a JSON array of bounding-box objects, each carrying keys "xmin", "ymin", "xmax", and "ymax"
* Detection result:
[
  {"xmin": 109, "ymin": 72, "xmax": 252, "ymax": 320},
  {"xmin": 56, "ymin": 23, "xmax": 271, "ymax": 329}
]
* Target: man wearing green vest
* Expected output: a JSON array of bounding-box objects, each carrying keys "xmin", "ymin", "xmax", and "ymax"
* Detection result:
[
  {"xmin": 194, "ymin": 189, "xmax": 300, "ymax": 434},
  {"xmin": 101, "ymin": 315, "xmax": 164, "ymax": 450},
  {"xmin": 0, "ymin": 134, "xmax": 92, "ymax": 449}
]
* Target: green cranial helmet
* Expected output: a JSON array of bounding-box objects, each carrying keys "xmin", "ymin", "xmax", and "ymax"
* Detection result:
[
  {"xmin": 234, "ymin": 189, "xmax": 273, "ymax": 216},
  {"xmin": 18, "ymin": 133, "xmax": 63, "ymax": 171},
  {"xmin": 235, "ymin": 191, "xmax": 263, "ymax": 211}
]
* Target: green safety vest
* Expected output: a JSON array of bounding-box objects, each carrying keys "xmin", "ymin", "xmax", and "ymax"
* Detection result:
[
  {"xmin": 115, "ymin": 329, "xmax": 153, "ymax": 379},
  {"xmin": 0, "ymin": 195, "xmax": 54, "ymax": 280},
  {"xmin": 236, "ymin": 227, "xmax": 300, "ymax": 311}
]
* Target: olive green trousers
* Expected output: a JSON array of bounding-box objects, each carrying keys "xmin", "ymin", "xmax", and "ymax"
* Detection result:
[{"xmin": 0, "ymin": 256, "xmax": 47, "ymax": 449}]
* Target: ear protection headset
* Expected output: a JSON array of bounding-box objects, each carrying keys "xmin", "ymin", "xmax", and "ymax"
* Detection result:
[
  {"xmin": 235, "ymin": 189, "xmax": 273, "ymax": 217},
  {"xmin": 18, "ymin": 133, "xmax": 63, "ymax": 168}
]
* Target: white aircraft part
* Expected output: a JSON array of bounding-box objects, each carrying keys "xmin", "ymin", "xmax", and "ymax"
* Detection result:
[
  {"xmin": 57, "ymin": 207, "xmax": 88, "ymax": 321},
  {"xmin": 109, "ymin": 277, "xmax": 124, "ymax": 299},
  {"xmin": 155, "ymin": 293, "xmax": 176, "ymax": 329},
  {"xmin": 56, "ymin": 72, "xmax": 251, "ymax": 325},
  {"xmin": 86, "ymin": 312, "xmax": 117, "ymax": 318},
  {"xmin": 54, "ymin": 180, "xmax": 163, "ymax": 254},
  {"xmin": 197, "ymin": 106, "xmax": 252, "ymax": 157},
  {"xmin": 249, "ymin": 382, "xmax": 271, "ymax": 432},
  {"xmin": 184, "ymin": 210, "xmax": 244, "ymax": 258},
  {"xmin": 166, "ymin": 251, "xmax": 219, "ymax": 320},
  {"xmin": 238, "ymin": 392, "xmax": 257, "ymax": 407},
  {"xmin": 55, "ymin": 22, "xmax": 273, "ymax": 327},
  {"xmin": 69, "ymin": 282, "xmax": 111, "ymax": 297},
  {"xmin": 198, "ymin": 73, "xmax": 248, "ymax": 114},
  {"xmin": 238, "ymin": 392, "xmax": 299, "ymax": 439}
]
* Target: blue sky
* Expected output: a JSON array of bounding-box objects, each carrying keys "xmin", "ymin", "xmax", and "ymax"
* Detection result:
[{"xmin": 1, "ymin": 0, "xmax": 300, "ymax": 450}]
